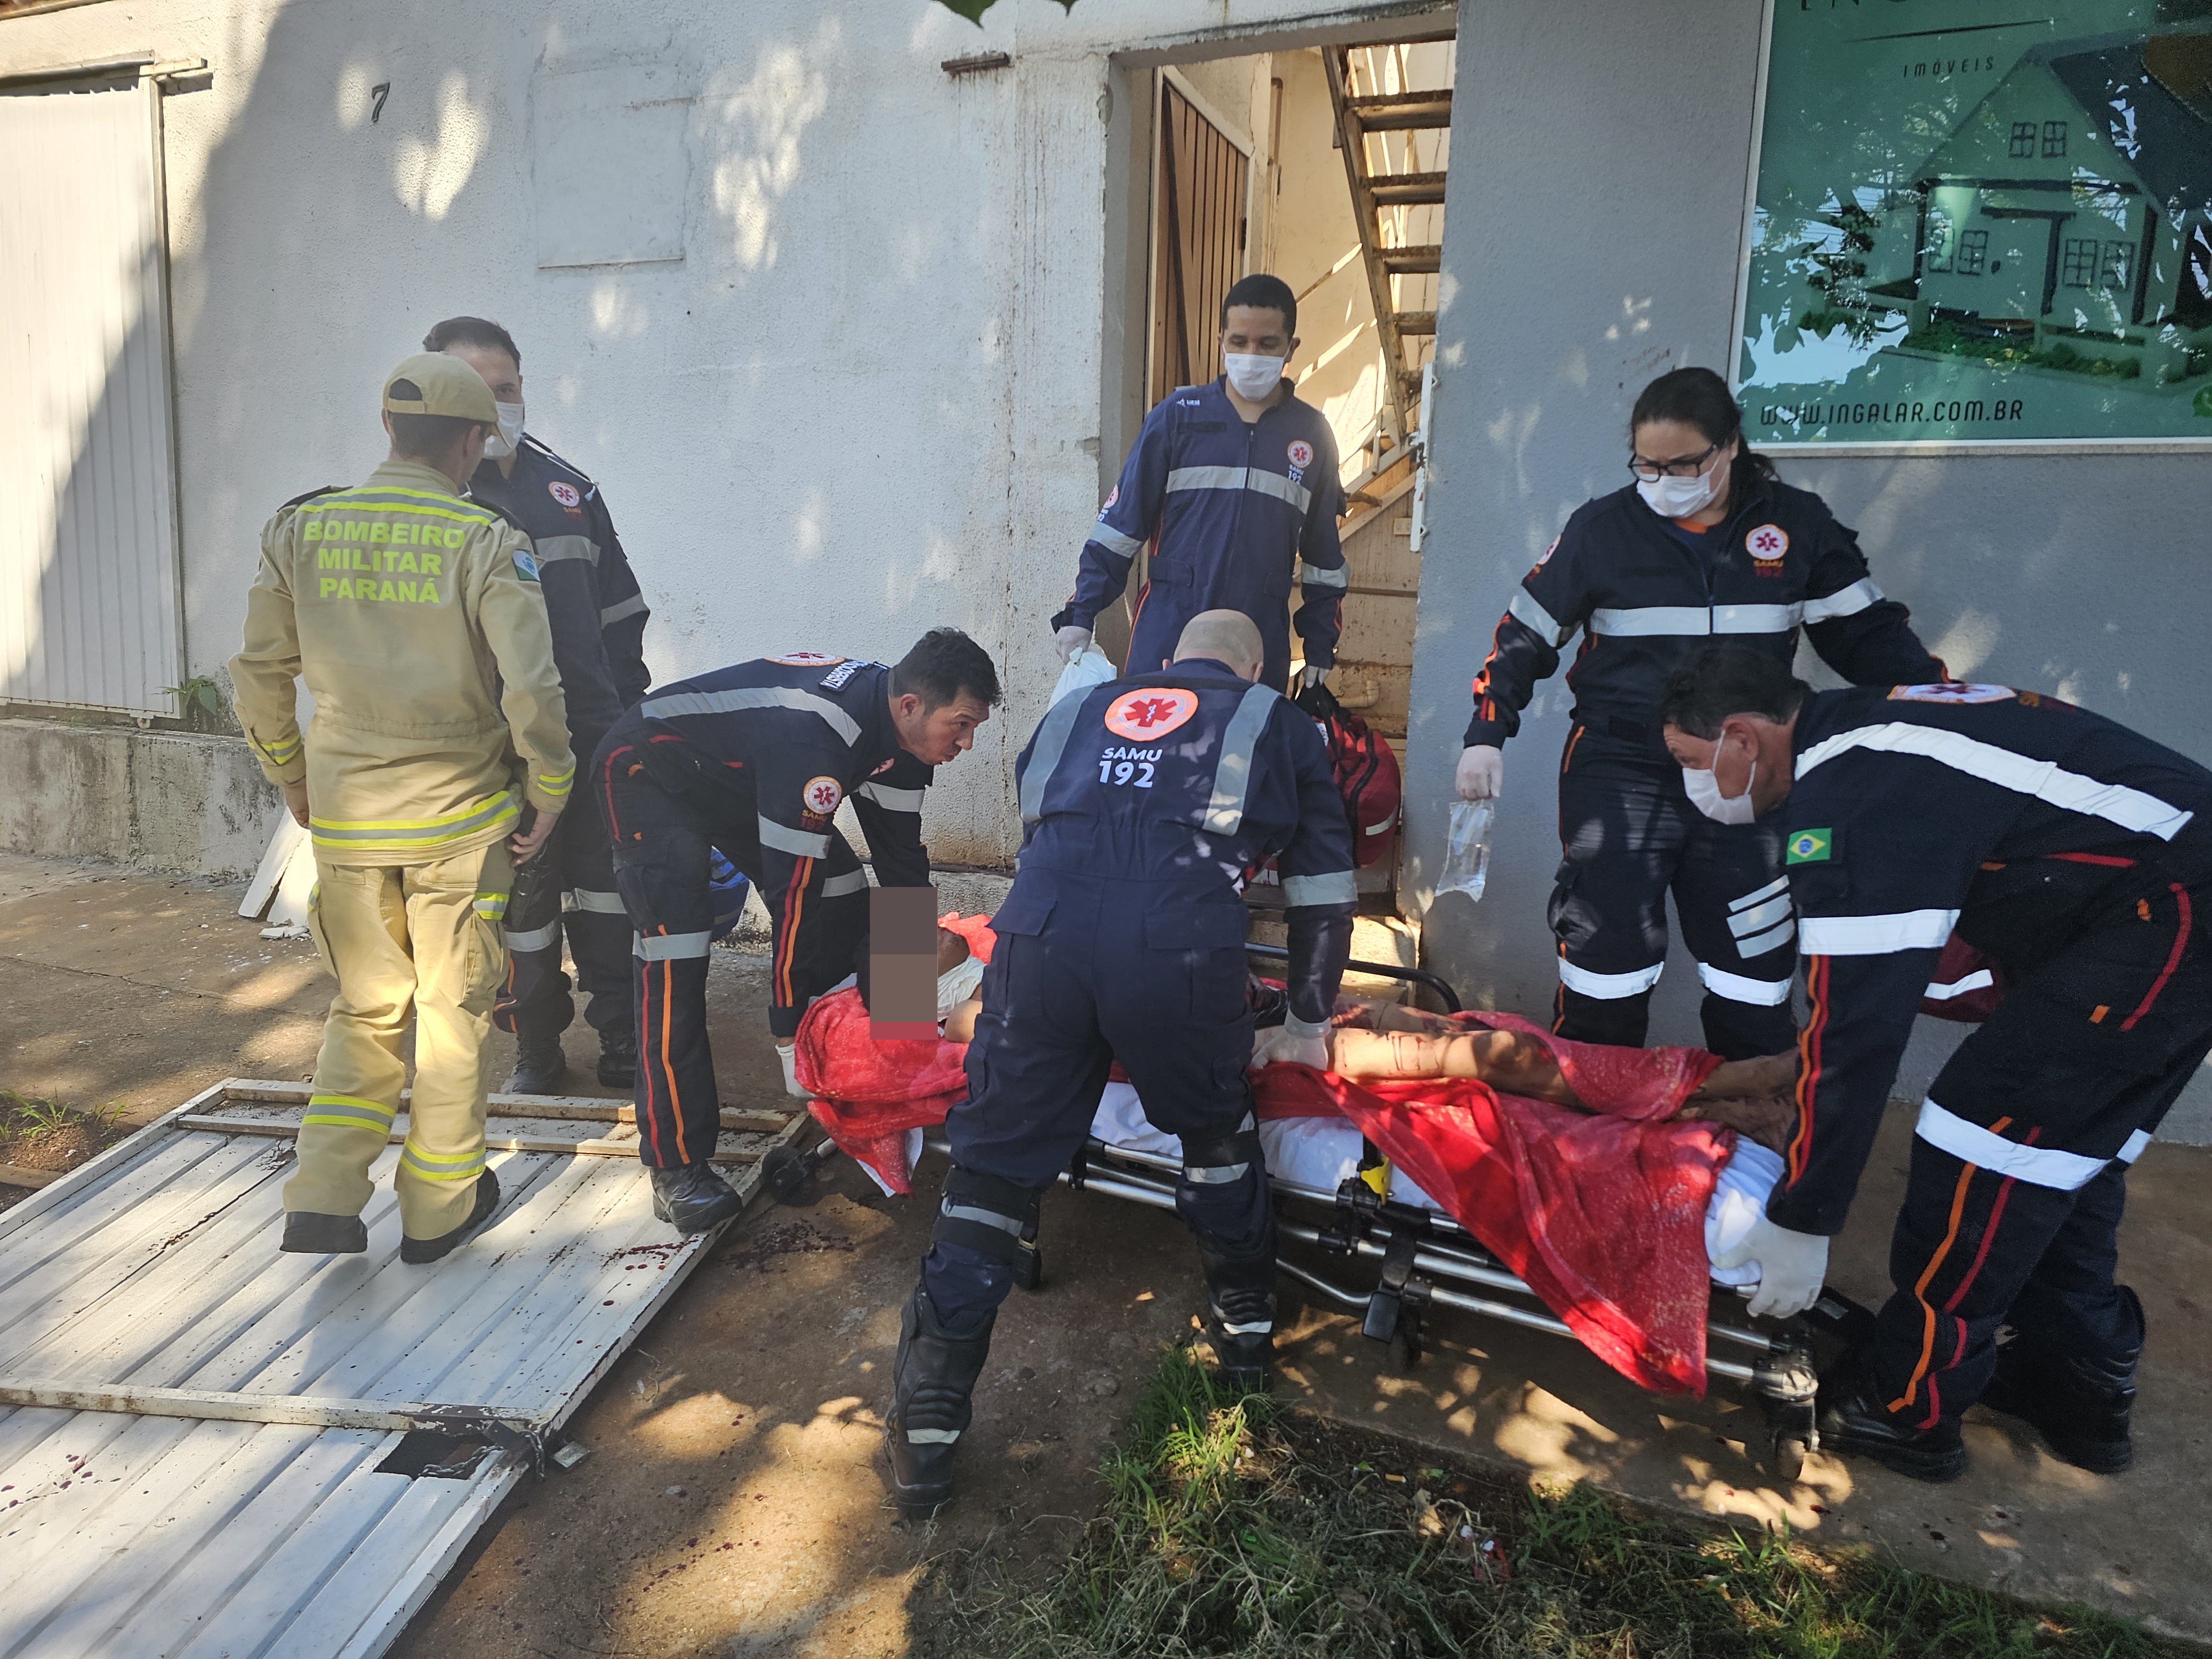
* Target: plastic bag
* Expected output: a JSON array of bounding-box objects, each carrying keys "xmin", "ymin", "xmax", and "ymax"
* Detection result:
[
  {"xmin": 1050, "ymin": 645, "xmax": 1117, "ymax": 708},
  {"xmin": 1436, "ymin": 799, "xmax": 1494, "ymax": 902}
]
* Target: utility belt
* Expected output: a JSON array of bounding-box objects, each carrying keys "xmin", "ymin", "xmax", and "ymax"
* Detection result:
[{"xmin": 1565, "ymin": 709, "xmax": 1673, "ymax": 754}]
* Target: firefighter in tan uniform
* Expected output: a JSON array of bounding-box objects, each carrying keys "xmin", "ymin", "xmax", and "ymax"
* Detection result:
[{"xmin": 229, "ymin": 353, "xmax": 575, "ymax": 1264}]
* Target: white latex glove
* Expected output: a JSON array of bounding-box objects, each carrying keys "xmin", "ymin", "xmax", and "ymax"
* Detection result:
[
  {"xmin": 775, "ymin": 1040, "xmax": 806, "ymax": 1099},
  {"xmin": 1251, "ymin": 1020, "xmax": 1330, "ymax": 1070},
  {"xmin": 1456, "ymin": 744, "xmax": 1504, "ymax": 801},
  {"xmin": 1054, "ymin": 625, "xmax": 1093, "ymax": 665},
  {"xmin": 1298, "ymin": 664, "xmax": 1329, "ymax": 692},
  {"xmin": 1710, "ymin": 1215, "xmax": 1829, "ymax": 1319}
]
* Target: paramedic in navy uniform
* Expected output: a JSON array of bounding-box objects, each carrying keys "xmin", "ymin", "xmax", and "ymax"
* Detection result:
[
  {"xmin": 1457, "ymin": 367, "xmax": 1945, "ymax": 1061},
  {"xmin": 1053, "ymin": 273, "xmax": 1349, "ymax": 695},
  {"xmin": 1659, "ymin": 641, "xmax": 2212, "ymax": 1483},
  {"xmin": 881, "ymin": 611, "xmax": 1357, "ymax": 1520}
]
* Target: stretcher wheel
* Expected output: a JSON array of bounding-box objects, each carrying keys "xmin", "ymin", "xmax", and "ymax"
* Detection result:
[
  {"xmin": 1771, "ymin": 1433, "xmax": 1810, "ymax": 1483},
  {"xmin": 1013, "ymin": 1241, "xmax": 1045, "ymax": 1292},
  {"xmin": 764, "ymin": 1146, "xmax": 810, "ymax": 1203}
]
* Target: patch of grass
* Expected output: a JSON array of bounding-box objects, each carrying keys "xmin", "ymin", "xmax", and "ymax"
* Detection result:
[
  {"xmin": 920, "ymin": 1347, "xmax": 2178, "ymax": 1659},
  {"xmin": 1, "ymin": 1090, "xmax": 133, "ymax": 1173}
]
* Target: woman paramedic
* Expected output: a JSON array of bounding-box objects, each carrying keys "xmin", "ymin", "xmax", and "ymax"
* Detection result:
[{"xmin": 1455, "ymin": 366, "xmax": 1945, "ymax": 1060}]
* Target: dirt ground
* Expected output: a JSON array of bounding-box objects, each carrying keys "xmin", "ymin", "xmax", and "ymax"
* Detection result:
[{"xmin": 4, "ymin": 849, "xmax": 2210, "ymax": 1653}]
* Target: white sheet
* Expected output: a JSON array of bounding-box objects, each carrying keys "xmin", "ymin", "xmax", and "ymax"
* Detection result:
[{"xmin": 1088, "ymin": 1079, "xmax": 1782, "ymax": 1286}]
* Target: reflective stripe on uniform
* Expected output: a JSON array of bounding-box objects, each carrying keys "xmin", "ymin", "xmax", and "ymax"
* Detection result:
[
  {"xmin": 1802, "ymin": 577, "xmax": 1883, "ymax": 622},
  {"xmin": 504, "ymin": 920, "xmax": 562, "ymax": 952},
  {"xmin": 759, "ymin": 816, "xmax": 831, "ymax": 858},
  {"xmin": 1914, "ymin": 1098, "xmax": 2109, "ymax": 1191},
  {"xmin": 1216, "ymin": 1318, "xmax": 1273, "ymax": 1335},
  {"xmin": 1923, "ymin": 968, "xmax": 1994, "ymax": 1001},
  {"xmin": 1166, "ymin": 465, "xmax": 1312, "ymax": 514},
  {"xmin": 1301, "ymin": 560, "xmax": 1349, "ymax": 591},
  {"xmin": 639, "ymin": 686, "xmax": 862, "ymax": 746},
  {"xmin": 400, "ymin": 1141, "xmax": 488, "ymax": 1181},
  {"xmin": 1558, "ymin": 958, "xmax": 1663, "ymax": 998},
  {"xmin": 1696, "ymin": 962, "xmax": 1794, "ymax": 1005},
  {"xmin": 1200, "ymin": 684, "xmax": 1282, "ymax": 836},
  {"xmin": 570, "ymin": 889, "xmax": 627, "ymax": 914},
  {"xmin": 855, "ymin": 781, "xmax": 924, "ymax": 813},
  {"xmin": 821, "ymin": 869, "xmax": 869, "ymax": 898},
  {"xmin": 302, "ymin": 1092, "xmax": 398, "ymax": 1131},
  {"xmin": 1586, "ymin": 603, "xmax": 1802, "ymax": 637},
  {"xmin": 1282, "ymin": 869, "xmax": 1358, "ymax": 907},
  {"xmin": 310, "ymin": 795, "xmax": 519, "ymax": 854},
  {"xmin": 1727, "ymin": 894, "xmax": 1793, "ymax": 938},
  {"xmin": 1799, "ymin": 723, "xmax": 2195, "ymax": 841},
  {"xmin": 1087, "ymin": 523, "xmax": 1145, "ymax": 561},
  {"xmin": 1509, "ymin": 588, "xmax": 1571, "ymax": 646},
  {"xmin": 1797, "ymin": 909, "xmax": 1959, "ymax": 955},
  {"xmin": 634, "ymin": 930, "xmax": 712, "ymax": 960},
  {"xmin": 2117, "ymin": 1128, "xmax": 2152, "ymax": 1164},
  {"xmin": 1019, "ymin": 688, "xmax": 1093, "ymax": 826},
  {"xmin": 599, "ymin": 592, "xmax": 648, "ymax": 627},
  {"xmin": 256, "ymin": 732, "xmax": 302, "ymax": 763},
  {"xmin": 905, "ymin": 1427, "xmax": 961, "ymax": 1444},
  {"xmin": 1734, "ymin": 917, "xmax": 1797, "ymax": 957},
  {"xmin": 533, "ymin": 534, "xmax": 599, "ymax": 565},
  {"xmin": 1182, "ymin": 1162, "xmax": 1250, "ymax": 1184},
  {"xmin": 536, "ymin": 766, "xmax": 575, "ymax": 800},
  {"xmin": 941, "ymin": 1201, "xmax": 1025, "ymax": 1235},
  {"xmin": 473, "ymin": 891, "xmax": 509, "ymax": 920},
  {"xmin": 1730, "ymin": 874, "xmax": 1790, "ymax": 912}
]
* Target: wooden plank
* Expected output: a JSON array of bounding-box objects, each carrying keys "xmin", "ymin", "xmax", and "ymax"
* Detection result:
[
  {"xmin": 215, "ymin": 1078, "xmax": 796, "ymax": 1135},
  {"xmin": 0, "ymin": 1380, "xmax": 543, "ymax": 1434},
  {"xmin": 237, "ymin": 812, "xmax": 307, "ymax": 920},
  {"xmin": 326, "ymin": 1457, "xmax": 525, "ymax": 1659},
  {"xmin": 1380, "ymin": 244, "xmax": 1443, "ymax": 274},
  {"xmin": 0, "ymin": 1161, "xmax": 61, "ymax": 1189}
]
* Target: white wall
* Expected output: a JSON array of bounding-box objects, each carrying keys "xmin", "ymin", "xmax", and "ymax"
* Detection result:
[{"xmin": 0, "ymin": 0, "xmax": 1447, "ymax": 869}]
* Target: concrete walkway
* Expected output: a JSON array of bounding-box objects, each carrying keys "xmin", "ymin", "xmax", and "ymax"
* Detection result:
[{"xmin": 3, "ymin": 851, "xmax": 2206, "ymax": 1652}]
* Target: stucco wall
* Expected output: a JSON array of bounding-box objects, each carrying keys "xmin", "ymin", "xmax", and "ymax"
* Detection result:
[
  {"xmin": 1408, "ymin": 0, "xmax": 2212, "ymax": 1143},
  {"xmin": 0, "ymin": 0, "xmax": 1447, "ymax": 874}
]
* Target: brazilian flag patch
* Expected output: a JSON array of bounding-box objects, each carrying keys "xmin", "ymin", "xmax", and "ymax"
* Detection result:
[{"xmin": 1786, "ymin": 827, "xmax": 1834, "ymax": 865}]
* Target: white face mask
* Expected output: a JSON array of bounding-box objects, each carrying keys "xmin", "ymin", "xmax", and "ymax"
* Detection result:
[
  {"xmin": 1636, "ymin": 458, "xmax": 1724, "ymax": 519},
  {"xmin": 480, "ymin": 399, "xmax": 525, "ymax": 460},
  {"xmin": 1684, "ymin": 752, "xmax": 1759, "ymax": 825},
  {"xmin": 1223, "ymin": 353, "xmax": 1286, "ymax": 400}
]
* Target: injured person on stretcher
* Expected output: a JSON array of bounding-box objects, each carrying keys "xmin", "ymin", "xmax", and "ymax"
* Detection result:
[{"xmin": 800, "ymin": 916, "xmax": 1807, "ymax": 1399}]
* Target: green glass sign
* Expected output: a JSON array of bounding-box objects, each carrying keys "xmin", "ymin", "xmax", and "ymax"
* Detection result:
[{"xmin": 1738, "ymin": 0, "xmax": 2212, "ymax": 445}]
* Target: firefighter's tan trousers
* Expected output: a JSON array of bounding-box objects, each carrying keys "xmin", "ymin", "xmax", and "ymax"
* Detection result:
[{"xmin": 285, "ymin": 843, "xmax": 513, "ymax": 1240}]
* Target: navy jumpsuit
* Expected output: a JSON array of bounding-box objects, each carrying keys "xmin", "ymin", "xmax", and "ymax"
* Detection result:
[
  {"xmin": 1057, "ymin": 379, "xmax": 1348, "ymax": 694},
  {"xmin": 1774, "ymin": 682, "xmax": 2212, "ymax": 1427},
  {"xmin": 469, "ymin": 435, "xmax": 653, "ymax": 1047},
  {"xmin": 1468, "ymin": 473, "xmax": 1943, "ymax": 1058}
]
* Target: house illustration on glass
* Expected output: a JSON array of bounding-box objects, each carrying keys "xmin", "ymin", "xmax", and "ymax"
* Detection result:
[{"xmin": 1902, "ymin": 29, "xmax": 2212, "ymax": 380}]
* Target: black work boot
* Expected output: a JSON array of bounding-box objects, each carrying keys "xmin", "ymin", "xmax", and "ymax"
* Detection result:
[
  {"xmin": 597, "ymin": 1024, "xmax": 639, "ymax": 1089},
  {"xmin": 1196, "ymin": 1240, "xmax": 1279, "ymax": 1394},
  {"xmin": 885, "ymin": 1287, "xmax": 997, "ymax": 1521},
  {"xmin": 1980, "ymin": 1291, "xmax": 2142, "ymax": 1474},
  {"xmin": 1817, "ymin": 1357, "xmax": 1967, "ymax": 1483},
  {"xmin": 400, "ymin": 1167, "xmax": 503, "ymax": 1265},
  {"xmin": 280, "ymin": 1211, "xmax": 368, "ymax": 1254},
  {"xmin": 650, "ymin": 1163, "xmax": 745, "ymax": 1235},
  {"xmin": 507, "ymin": 1029, "xmax": 567, "ymax": 1095}
]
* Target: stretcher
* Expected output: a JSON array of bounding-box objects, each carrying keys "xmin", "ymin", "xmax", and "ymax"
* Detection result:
[{"xmin": 771, "ymin": 945, "xmax": 1869, "ymax": 1481}]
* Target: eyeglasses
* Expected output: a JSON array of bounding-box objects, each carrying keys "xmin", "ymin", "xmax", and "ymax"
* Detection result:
[{"xmin": 1627, "ymin": 440, "xmax": 1722, "ymax": 481}]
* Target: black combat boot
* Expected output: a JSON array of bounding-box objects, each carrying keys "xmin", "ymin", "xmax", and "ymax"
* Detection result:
[
  {"xmin": 650, "ymin": 1163, "xmax": 745, "ymax": 1235},
  {"xmin": 1196, "ymin": 1239, "xmax": 1279, "ymax": 1394},
  {"xmin": 1980, "ymin": 1290, "xmax": 2142, "ymax": 1474},
  {"xmin": 280, "ymin": 1211, "xmax": 368, "ymax": 1254},
  {"xmin": 597, "ymin": 1024, "xmax": 639, "ymax": 1088},
  {"xmin": 507, "ymin": 1028, "xmax": 567, "ymax": 1094},
  {"xmin": 400, "ymin": 1167, "xmax": 503, "ymax": 1265},
  {"xmin": 885, "ymin": 1287, "xmax": 997, "ymax": 1521},
  {"xmin": 1817, "ymin": 1357, "xmax": 1967, "ymax": 1483}
]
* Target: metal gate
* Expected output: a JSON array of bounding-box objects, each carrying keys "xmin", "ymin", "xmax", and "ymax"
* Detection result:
[
  {"xmin": 0, "ymin": 72, "xmax": 183, "ymax": 716},
  {"xmin": 1149, "ymin": 79, "xmax": 1252, "ymax": 399}
]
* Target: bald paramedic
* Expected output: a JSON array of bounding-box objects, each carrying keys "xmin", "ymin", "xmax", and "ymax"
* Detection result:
[
  {"xmin": 883, "ymin": 610, "xmax": 1357, "ymax": 1521},
  {"xmin": 231, "ymin": 353, "xmax": 574, "ymax": 1265}
]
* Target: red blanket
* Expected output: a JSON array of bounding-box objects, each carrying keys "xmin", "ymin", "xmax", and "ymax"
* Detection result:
[{"xmin": 796, "ymin": 966, "xmax": 1733, "ymax": 1393}]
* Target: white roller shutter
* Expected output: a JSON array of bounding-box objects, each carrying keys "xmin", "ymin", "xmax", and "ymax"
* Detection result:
[{"xmin": 0, "ymin": 74, "xmax": 182, "ymax": 716}]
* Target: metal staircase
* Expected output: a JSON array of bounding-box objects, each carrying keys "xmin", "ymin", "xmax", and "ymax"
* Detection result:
[{"xmin": 1324, "ymin": 40, "xmax": 1453, "ymax": 453}]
